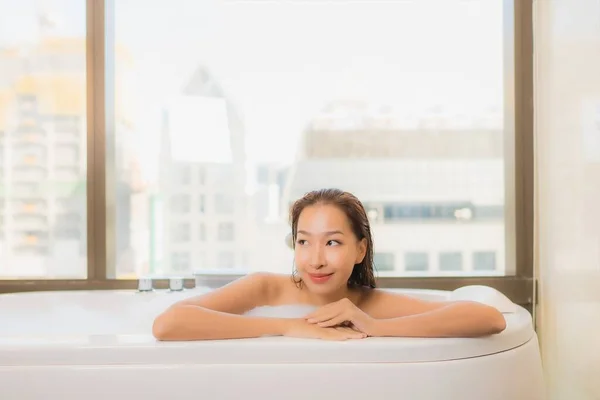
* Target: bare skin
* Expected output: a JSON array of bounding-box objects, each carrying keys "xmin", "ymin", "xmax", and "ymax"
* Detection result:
[{"xmin": 152, "ymin": 204, "xmax": 507, "ymax": 341}]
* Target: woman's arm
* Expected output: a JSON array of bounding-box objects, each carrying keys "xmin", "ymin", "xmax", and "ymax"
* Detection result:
[
  {"xmin": 362, "ymin": 290, "xmax": 507, "ymax": 338},
  {"xmin": 371, "ymin": 301, "xmax": 506, "ymax": 338},
  {"xmin": 152, "ymin": 305, "xmax": 291, "ymax": 341},
  {"xmin": 152, "ymin": 272, "xmax": 289, "ymax": 341}
]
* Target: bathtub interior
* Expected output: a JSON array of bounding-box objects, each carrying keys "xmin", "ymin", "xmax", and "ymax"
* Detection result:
[
  {"xmin": 0, "ymin": 286, "xmax": 539, "ymax": 367},
  {"xmin": 0, "ymin": 287, "xmax": 453, "ymax": 336},
  {"xmin": 0, "ymin": 289, "xmax": 194, "ymax": 336},
  {"xmin": 0, "ymin": 286, "xmax": 522, "ymax": 336}
]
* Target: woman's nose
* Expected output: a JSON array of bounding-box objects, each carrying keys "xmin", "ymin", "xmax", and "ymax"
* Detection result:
[{"xmin": 309, "ymin": 245, "xmax": 326, "ymax": 268}]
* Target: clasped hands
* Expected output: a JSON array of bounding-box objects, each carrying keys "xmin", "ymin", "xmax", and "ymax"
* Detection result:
[{"xmin": 300, "ymin": 298, "xmax": 378, "ymax": 340}]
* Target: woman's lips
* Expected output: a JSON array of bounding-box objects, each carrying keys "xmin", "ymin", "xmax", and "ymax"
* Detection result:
[{"xmin": 308, "ymin": 272, "xmax": 334, "ymax": 284}]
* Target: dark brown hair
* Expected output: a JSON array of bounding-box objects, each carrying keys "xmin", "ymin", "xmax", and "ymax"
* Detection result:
[{"xmin": 289, "ymin": 188, "xmax": 376, "ymax": 288}]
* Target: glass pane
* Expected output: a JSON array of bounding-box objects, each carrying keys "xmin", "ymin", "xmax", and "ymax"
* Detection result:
[
  {"xmin": 439, "ymin": 252, "xmax": 463, "ymax": 272},
  {"xmin": 113, "ymin": 0, "xmax": 507, "ymax": 278},
  {"xmin": 0, "ymin": 0, "xmax": 87, "ymax": 279},
  {"xmin": 473, "ymin": 251, "xmax": 497, "ymax": 271},
  {"xmin": 404, "ymin": 252, "xmax": 429, "ymax": 272},
  {"xmin": 373, "ymin": 252, "xmax": 395, "ymax": 272}
]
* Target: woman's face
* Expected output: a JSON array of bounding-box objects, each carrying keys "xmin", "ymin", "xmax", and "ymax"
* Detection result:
[{"xmin": 294, "ymin": 204, "xmax": 366, "ymax": 295}]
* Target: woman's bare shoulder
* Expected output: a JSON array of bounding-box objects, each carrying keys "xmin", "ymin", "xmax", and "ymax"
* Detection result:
[
  {"xmin": 168, "ymin": 272, "xmax": 290, "ymax": 314},
  {"xmin": 358, "ymin": 287, "xmax": 453, "ymax": 319},
  {"xmin": 259, "ymin": 272, "xmax": 297, "ymax": 303}
]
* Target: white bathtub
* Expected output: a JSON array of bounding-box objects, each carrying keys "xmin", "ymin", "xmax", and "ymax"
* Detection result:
[{"xmin": 0, "ymin": 287, "xmax": 545, "ymax": 400}]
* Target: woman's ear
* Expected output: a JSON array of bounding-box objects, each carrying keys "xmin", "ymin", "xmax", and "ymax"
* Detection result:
[{"xmin": 355, "ymin": 238, "xmax": 367, "ymax": 264}]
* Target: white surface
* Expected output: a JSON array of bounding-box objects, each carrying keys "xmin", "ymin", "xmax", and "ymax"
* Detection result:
[
  {"xmin": 535, "ymin": 2, "xmax": 600, "ymax": 398},
  {"xmin": 450, "ymin": 285, "xmax": 518, "ymax": 313},
  {"xmin": 0, "ymin": 287, "xmax": 531, "ymax": 365},
  {"xmin": 0, "ymin": 287, "xmax": 546, "ymax": 400},
  {"xmin": 0, "ymin": 339, "xmax": 546, "ymax": 400}
]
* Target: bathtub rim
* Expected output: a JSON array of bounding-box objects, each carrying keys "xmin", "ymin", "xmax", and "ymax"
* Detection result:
[{"xmin": 0, "ymin": 288, "xmax": 535, "ymax": 366}]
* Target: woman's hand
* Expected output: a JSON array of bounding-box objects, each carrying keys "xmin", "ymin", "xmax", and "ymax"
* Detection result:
[
  {"xmin": 283, "ymin": 318, "xmax": 367, "ymax": 341},
  {"xmin": 304, "ymin": 298, "xmax": 378, "ymax": 336}
]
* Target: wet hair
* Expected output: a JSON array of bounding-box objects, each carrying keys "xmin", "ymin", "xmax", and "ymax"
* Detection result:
[{"xmin": 289, "ymin": 188, "xmax": 376, "ymax": 288}]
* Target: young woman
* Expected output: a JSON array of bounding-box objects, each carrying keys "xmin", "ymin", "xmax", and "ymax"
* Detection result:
[{"xmin": 152, "ymin": 188, "xmax": 506, "ymax": 341}]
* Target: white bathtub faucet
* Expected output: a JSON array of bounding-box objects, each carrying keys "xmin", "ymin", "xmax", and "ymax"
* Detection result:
[{"xmin": 137, "ymin": 277, "xmax": 154, "ymax": 292}]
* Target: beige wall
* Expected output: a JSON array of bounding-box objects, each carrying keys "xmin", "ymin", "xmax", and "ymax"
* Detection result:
[{"xmin": 535, "ymin": 0, "xmax": 600, "ymax": 398}]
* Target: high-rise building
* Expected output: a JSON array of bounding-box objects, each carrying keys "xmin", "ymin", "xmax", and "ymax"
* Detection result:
[
  {"xmin": 276, "ymin": 101, "xmax": 506, "ymax": 276},
  {"xmin": 0, "ymin": 39, "xmax": 87, "ymax": 277},
  {"xmin": 0, "ymin": 37, "xmax": 137, "ymax": 278},
  {"xmin": 153, "ymin": 66, "xmax": 250, "ymax": 275}
]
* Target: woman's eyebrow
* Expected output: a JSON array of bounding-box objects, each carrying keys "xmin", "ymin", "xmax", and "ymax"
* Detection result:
[{"xmin": 297, "ymin": 230, "xmax": 345, "ymax": 236}]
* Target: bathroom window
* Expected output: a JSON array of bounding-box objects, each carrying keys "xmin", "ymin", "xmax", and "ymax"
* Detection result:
[
  {"xmin": 404, "ymin": 252, "xmax": 429, "ymax": 272},
  {"xmin": 107, "ymin": 0, "xmax": 518, "ymax": 281},
  {"xmin": 439, "ymin": 252, "xmax": 463, "ymax": 272},
  {"xmin": 473, "ymin": 251, "xmax": 497, "ymax": 271},
  {"xmin": 0, "ymin": 0, "xmax": 533, "ymax": 304}
]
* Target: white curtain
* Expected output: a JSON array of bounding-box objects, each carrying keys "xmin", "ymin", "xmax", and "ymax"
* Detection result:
[{"xmin": 535, "ymin": 0, "xmax": 600, "ymax": 398}]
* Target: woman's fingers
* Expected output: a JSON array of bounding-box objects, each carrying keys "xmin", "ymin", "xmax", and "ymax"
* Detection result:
[
  {"xmin": 307, "ymin": 308, "xmax": 339, "ymax": 324},
  {"xmin": 334, "ymin": 326, "xmax": 367, "ymax": 339},
  {"xmin": 317, "ymin": 314, "xmax": 349, "ymax": 328}
]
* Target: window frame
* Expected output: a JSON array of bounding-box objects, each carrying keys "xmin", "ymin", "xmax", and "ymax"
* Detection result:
[{"xmin": 0, "ymin": 0, "xmax": 535, "ymax": 311}]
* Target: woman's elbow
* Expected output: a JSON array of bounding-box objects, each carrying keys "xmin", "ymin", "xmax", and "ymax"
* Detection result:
[
  {"xmin": 152, "ymin": 310, "xmax": 179, "ymax": 341},
  {"xmin": 482, "ymin": 305, "xmax": 507, "ymax": 335},
  {"xmin": 458, "ymin": 302, "xmax": 506, "ymax": 336},
  {"xmin": 491, "ymin": 311, "xmax": 507, "ymax": 334}
]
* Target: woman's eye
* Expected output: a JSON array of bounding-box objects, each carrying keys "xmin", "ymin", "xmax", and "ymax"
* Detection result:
[
  {"xmin": 296, "ymin": 239, "xmax": 307, "ymax": 245},
  {"xmin": 327, "ymin": 240, "xmax": 341, "ymax": 246}
]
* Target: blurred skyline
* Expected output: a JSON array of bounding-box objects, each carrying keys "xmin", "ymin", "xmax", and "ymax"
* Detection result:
[
  {"xmin": 0, "ymin": 0, "xmax": 508, "ymax": 278},
  {"xmin": 1, "ymin": 0, "xmax": 504, "ymax": 174}
]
